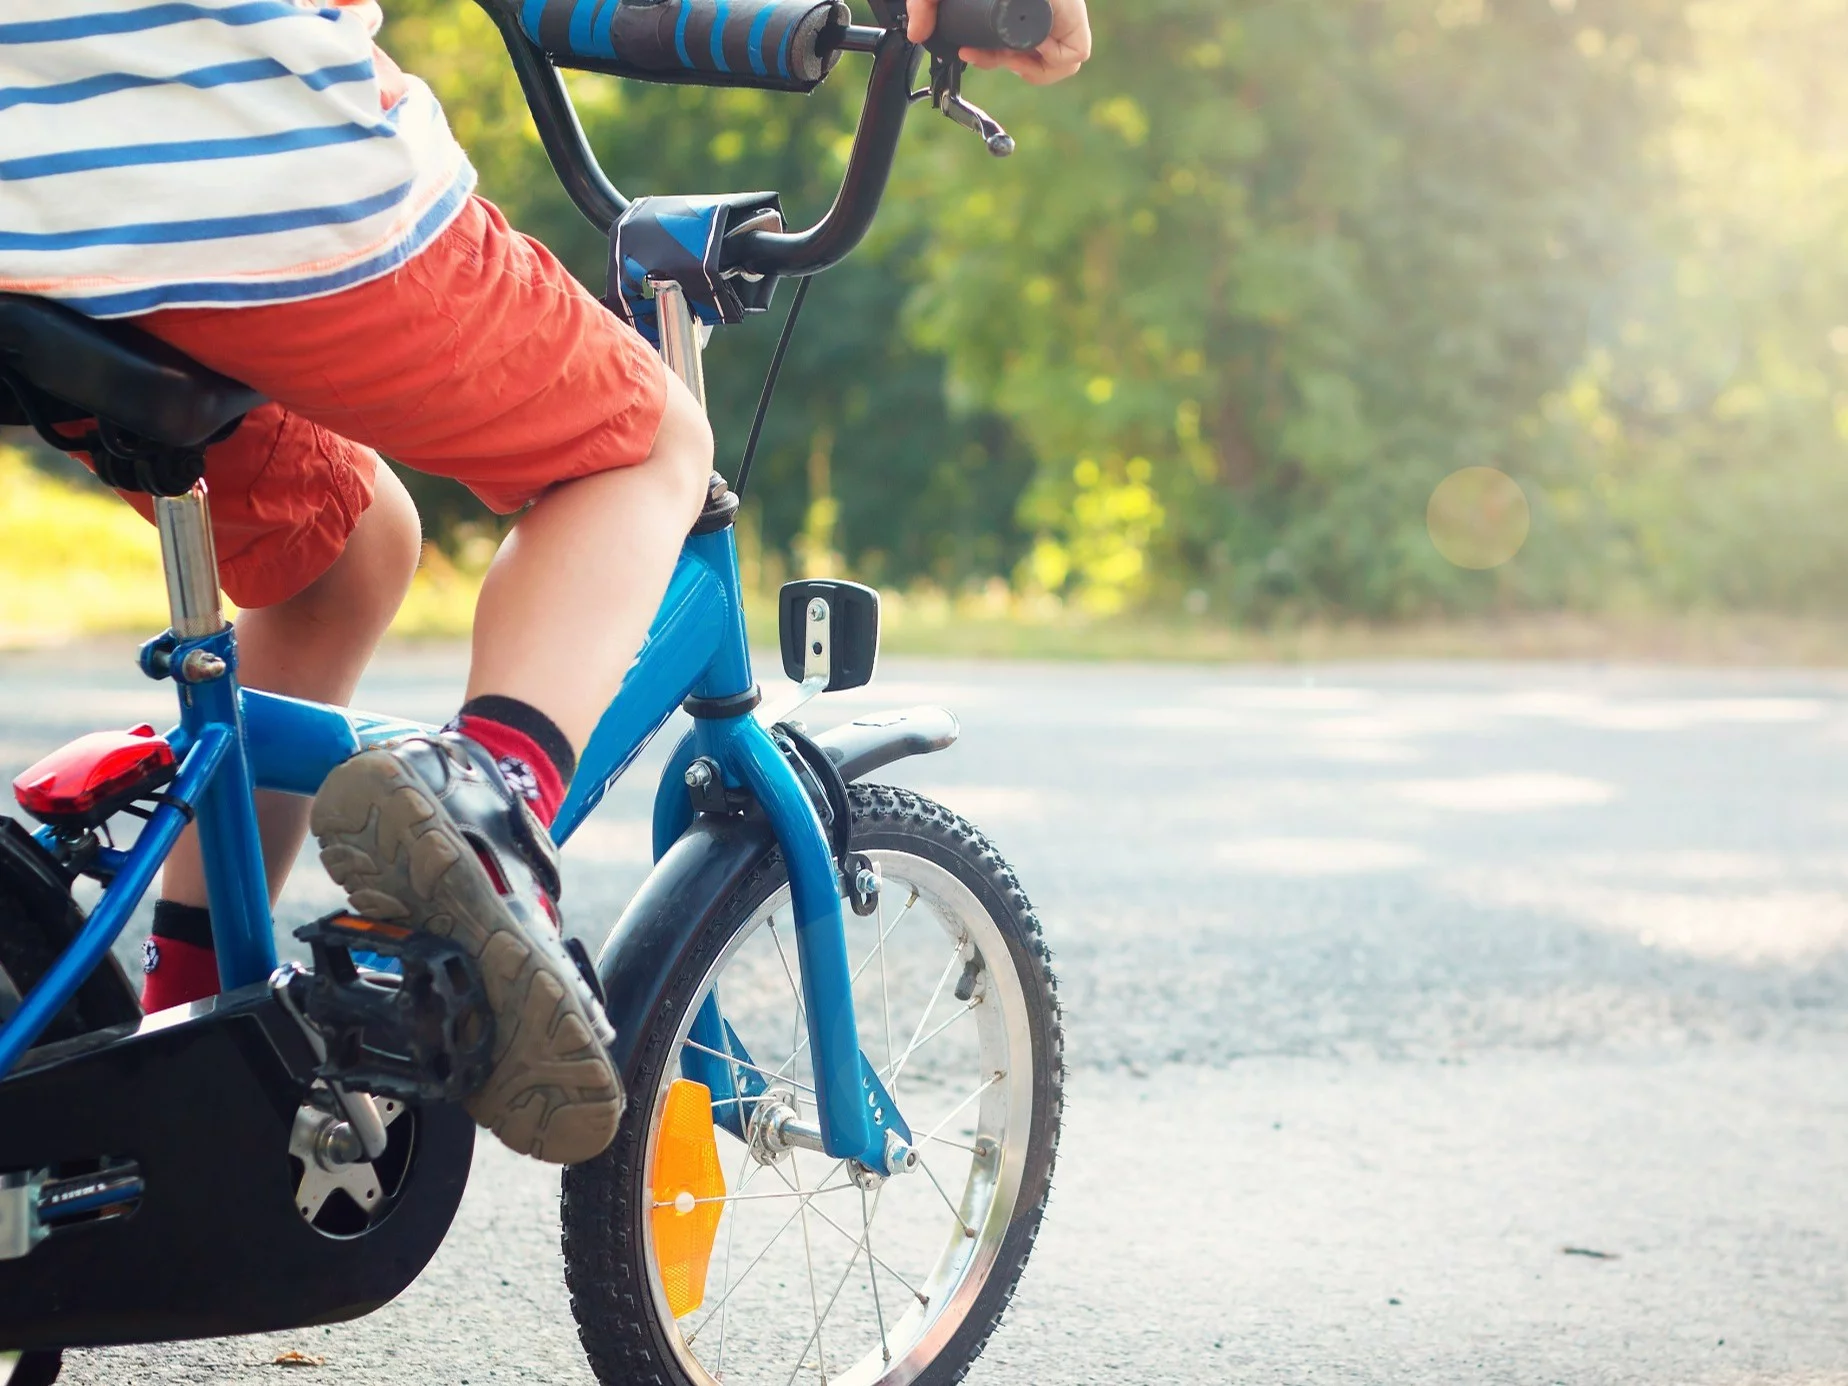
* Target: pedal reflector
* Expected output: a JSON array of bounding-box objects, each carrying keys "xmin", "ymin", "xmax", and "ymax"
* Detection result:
[{"xmin": 651, "ymin": 1079, "xmax": 726, "ymax": 1318}]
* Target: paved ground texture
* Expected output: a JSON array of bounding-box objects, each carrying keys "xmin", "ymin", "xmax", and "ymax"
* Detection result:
[{"xmin": 2, "ymin": 647, "xmax": 1844, "ymax": 1384}]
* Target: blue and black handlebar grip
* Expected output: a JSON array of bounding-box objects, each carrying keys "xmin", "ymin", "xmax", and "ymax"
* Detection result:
[{"xmin": 515, "ymin": 0, "xmax": 851, "ymax": 93}]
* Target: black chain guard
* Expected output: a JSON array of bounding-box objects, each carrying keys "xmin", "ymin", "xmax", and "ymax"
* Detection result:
[
  {"xmin": 0, "ymin": 985, "xmax": 474, "ymax": 1351},
  {"xmin": 290, "ymin": 914, "xmax": 496, "ymax": 1106}
]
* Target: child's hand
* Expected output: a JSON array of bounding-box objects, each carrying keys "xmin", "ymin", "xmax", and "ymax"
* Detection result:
[{"xmin": 905, "ymin": 0, "xmax": 1092, "ymax": 85}]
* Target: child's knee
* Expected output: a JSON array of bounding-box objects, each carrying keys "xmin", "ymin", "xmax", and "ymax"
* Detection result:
[
  {"xmin": 294, "ymin": 466, "xmax": 421, "ymax": 631},
  {"xmin": 354, "ymin": 466, "xmax": 424, "ymax": 601}
]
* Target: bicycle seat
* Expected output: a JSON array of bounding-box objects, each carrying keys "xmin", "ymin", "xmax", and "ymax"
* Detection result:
[{"xmin": 0, "ymin": 295, "xmax": 263, "ymax": 450}]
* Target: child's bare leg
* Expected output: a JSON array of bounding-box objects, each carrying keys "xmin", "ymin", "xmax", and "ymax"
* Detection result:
[
  {"xmin": 159, "ymin": 466, "xmax": 423, "ymax": 910},
  {"xmin": 463, "ymin": 371, "xmax": 714, "ymax": 747},
  {"xmin": 308, "ymin": 371, "xmax": 710, "ymax": 1163}
]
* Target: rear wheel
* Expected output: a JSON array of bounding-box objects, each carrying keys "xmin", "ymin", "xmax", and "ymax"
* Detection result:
[
  {"xmin": 0, "ymin": 823, "xmax": 136, "ymax": 1376},
  {"xmin": 563, "ymin": 785, "xmax": 1063, "ymax": 1386},
  {"xmin": 0, "ymin": 819, "xmax": 139, "ymax": 1047}
]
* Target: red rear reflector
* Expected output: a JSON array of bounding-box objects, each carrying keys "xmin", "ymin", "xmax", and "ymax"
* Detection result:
[{"xmin": 13, "ymin": 724, "xmax": 177, "ymax": 821}]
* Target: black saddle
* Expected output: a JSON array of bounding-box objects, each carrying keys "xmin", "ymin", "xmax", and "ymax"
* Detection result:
[{"xmin": 0, "ymin": 294, "xmax": 264, "ymax": 494}]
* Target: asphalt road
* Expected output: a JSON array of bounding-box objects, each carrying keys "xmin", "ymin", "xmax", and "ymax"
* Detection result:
[{"xmin": 3, "ymin": 646, "xmax": 1845, "ymax": 1385}]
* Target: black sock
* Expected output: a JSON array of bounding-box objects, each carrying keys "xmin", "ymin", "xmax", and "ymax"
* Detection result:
[{"xmin": 150, "ymin": 899, "xmax": 214, "ymax": 949}]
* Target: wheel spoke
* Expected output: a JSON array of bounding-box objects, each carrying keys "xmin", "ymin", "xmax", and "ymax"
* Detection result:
[
  {"xmin": 653, "ymin": 1182, "xmax": 859, "ymax": 1210},
  {"xmin": 889, "ymin": 942, "xmax": 967, "ymax": 1102},
  {"xmin": 764, "ymin": 1158, "xmax": 931, "ymax": 1304},
  {"xmin": 915, "ymin": 1153, "xmax": 977, "ymax": 1237},
  {"xmin": 781, "ymin": 1185, "xmax": 883, "ymax": 1386},
  {"xmin": 682, "ymin": 1157, "xmax": 851, "ymax": 1349},
  {"xmin": 863, "ymin": 1186, "xmax": 892, "ymax": 1365},
  {"xmin": 683, "ymin": 1207, "xmax": 804, "ymax": 1349},
  {"xmin": 919, "ymin": 1072, "xmax": 1005, "ymax": 1147},
  {"xmin": 780, "ymin": 1185, "xmax": 930, "ymax": 1303},
  {"xmin": 856, "ymin": 885, "xmax": 919, "ymax": 987},
  {"xmin": 790, "ymin": 1148, "xmax": 830, "ymax": 1384},
  {"xmin": 882, "ymin": 1000, "xmax": 981, "ymax": 1087},
  {"xmin": 682, "ymin": 1039, "xmax": 816, "ymax": 1095},
  {"xmin": 713, "ymin": 1136, "xmax": 756, "ymax": 1378},
  {"xmin": 922, "ymin": 1132, "xmax": 979, "ymax": 1154}
]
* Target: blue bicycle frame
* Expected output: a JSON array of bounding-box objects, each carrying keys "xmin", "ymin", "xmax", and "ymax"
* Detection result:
[{"xmin": 0, "ymin": 282, "xmax": 908, "ymax": 1174}]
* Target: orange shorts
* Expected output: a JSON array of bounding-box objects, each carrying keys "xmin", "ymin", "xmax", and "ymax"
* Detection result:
[{"xmin": 116, "ymin": 195, "xmax": 668, "ymax": 609}]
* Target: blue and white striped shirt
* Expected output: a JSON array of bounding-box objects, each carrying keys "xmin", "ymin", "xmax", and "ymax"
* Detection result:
[{"xmin": 0, "ymin": 0, "xmax": 475, "ymax": 317}]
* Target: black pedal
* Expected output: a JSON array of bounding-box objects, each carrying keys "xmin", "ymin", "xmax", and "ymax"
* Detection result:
[{"xmin": 288, "ymin": 913, "xmax": 496, "ymax": 1105}]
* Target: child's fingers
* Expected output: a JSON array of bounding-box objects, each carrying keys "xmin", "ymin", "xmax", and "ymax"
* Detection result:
[
  {"xmin": 906, "ymin": 0, "xmax": 938, "ymax": 43},
  {"xmin": 1018, "ymin": 53, "xmax": 1081, "ymax": 83},
  {"xmin": 1000, "ymin": 50, "xmax": 1067, "ymax": 83},
  {"xmin": 957, "ymin": 41, "xmax": 1085, "ymax": 84}
]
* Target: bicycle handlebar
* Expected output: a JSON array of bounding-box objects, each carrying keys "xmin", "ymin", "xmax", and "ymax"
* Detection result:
[
  {"xmin": 722, "ymin": 24, "xmax": 919, "ymax": 279},
  {"xmin": 488, "ymin": 0, "xmax": 1046, "ymax": 282}
]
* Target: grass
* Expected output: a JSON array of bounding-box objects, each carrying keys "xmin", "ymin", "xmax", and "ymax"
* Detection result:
[
  {"xmin": 0, "ymin": 448, "xmax": 171, "ymax": 644},
  {"xmin": 869, "ymin": 604, "xmax": 1848, "ymax": 665},
  {"xmin": 0, "ymin": 446, "xmax": 487, "ymax": 644},
  {"xmin": 12, "ymin": 447, "xmax": 1848, "ymax": 665}
]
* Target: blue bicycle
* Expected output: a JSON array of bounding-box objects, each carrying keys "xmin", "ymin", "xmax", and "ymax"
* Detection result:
[{"xmin": 0, "ymin": 2, "xmax": 1063, "ymax": 1383}]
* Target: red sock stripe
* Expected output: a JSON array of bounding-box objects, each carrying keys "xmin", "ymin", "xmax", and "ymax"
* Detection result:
[{"xmin": 454, "ymin": 714, "xmax": 566, "ymax": 827}]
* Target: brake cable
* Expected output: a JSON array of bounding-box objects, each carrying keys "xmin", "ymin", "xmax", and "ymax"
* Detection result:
[
  {"xmin": 732, "ymin": 48, "xmax": 1018, "ymax": 505},
  {"xmin": 733, "ymin": 273, "xmax": 813, "ymax": 503}
]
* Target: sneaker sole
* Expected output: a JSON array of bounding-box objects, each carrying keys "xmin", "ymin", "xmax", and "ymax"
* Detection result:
[{"xmin": 310, "ymin": 750, "xmax": 624, "ymax": 1165}]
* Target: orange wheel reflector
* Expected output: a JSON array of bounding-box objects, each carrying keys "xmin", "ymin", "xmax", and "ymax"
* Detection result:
[{"xmin": 651, "ymin": 1078, "xmax": 727, "ymax": 1318}]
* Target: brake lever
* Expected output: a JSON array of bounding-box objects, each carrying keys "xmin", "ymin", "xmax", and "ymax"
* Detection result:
[{"xmin": 920, "ymin": 54, "xmax": 1016, "ymax": 158}]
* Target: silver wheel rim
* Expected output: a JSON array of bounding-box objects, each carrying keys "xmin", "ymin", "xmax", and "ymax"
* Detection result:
[{"xmin": 641, "ymin": 847, "xmax": 1035, "ymax": 1386}]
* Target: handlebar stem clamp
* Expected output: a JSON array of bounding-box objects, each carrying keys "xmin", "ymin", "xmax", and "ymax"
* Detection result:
[{"xmin": 606, "ymin": 193, "xmax": 788, "ymax": 346}]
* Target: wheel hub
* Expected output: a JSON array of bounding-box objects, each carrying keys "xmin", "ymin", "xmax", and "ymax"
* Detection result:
[{"xmin": 744, "ymin": 1087, "xmax": 801, "ymax": 1167}]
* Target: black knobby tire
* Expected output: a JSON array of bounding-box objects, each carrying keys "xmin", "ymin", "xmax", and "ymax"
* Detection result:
[
  {"xmin": 562, "ymin": 784, "xmax": 1064, "ymax": 1386},
  {"xmin": 0, "ymin": 819, "xmax": 140, "ymax": 1045},
  {"xmin": 4, "ymin": 1349, "xmax": 63, "ymax": 1386}
]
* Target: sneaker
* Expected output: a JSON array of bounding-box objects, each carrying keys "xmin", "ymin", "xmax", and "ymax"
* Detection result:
[{"xmin": 309, "ymin": 732, "xmax": 623, "ymax": 1164}]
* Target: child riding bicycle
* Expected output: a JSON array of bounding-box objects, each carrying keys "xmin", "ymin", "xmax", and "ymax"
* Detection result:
[{"xmin": 0, "ymin": 0, "xmax": 1090, "ymax": 1165}]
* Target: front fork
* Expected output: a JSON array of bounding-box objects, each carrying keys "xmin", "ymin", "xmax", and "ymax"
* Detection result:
[{"xmin": 650, "ymin": 282, "xmax": 913, "ymax": 1177}]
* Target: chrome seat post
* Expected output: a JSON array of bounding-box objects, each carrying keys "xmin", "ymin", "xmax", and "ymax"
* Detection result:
[
  {"xmin": 151, "ymin": 481, "xmax": 226, "ymax": 639},
  {"xmin": 651, "ymin": 278, "xmax": 707, "ymax": 405}
]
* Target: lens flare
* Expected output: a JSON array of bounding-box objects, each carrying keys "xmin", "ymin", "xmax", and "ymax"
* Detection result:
[{"xmin": 1426, "ymin": 467, "xmax": 1530, "ymax": 570}]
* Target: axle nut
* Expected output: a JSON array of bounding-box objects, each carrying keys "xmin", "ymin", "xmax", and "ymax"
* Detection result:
[{"xmin": 883, "ymin": 1129, "xmax": 919, "ymax": 1176}]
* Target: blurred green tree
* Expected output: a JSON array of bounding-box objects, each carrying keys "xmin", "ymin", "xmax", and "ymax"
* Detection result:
[
  {"xmin": 378, "ymin": 0, "xmax": 1848, "ymax": 621},
  {"xmin": 898, "ymin": 0, "xmax": 1689, "ymax": 616}
]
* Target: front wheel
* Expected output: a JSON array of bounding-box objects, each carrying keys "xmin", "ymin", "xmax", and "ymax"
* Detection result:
[{"xmin": 563, "ymin": 785, "xmax": 1063, "ymax": 1386}]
